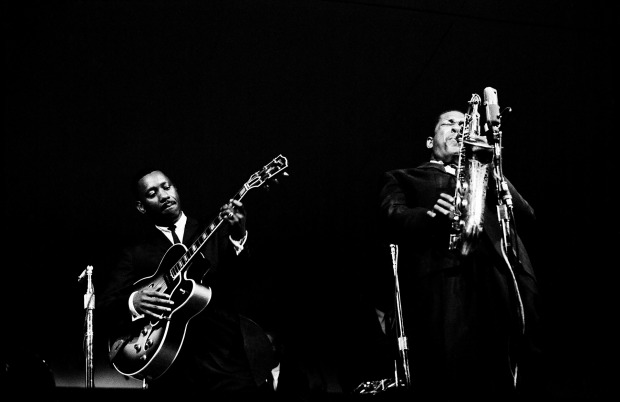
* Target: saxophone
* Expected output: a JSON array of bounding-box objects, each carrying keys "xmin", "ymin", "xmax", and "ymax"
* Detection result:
[{"xmin": 449, "ymin": 93, "xmax": 494, "ymax": 256}]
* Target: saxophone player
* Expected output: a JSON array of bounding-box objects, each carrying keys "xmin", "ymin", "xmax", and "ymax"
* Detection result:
[{"xmin": 378, "ymin": 110, "xmax": 543, "ymax": 400}]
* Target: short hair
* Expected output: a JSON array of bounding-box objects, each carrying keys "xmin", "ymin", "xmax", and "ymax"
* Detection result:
[{"xmin": 130, "ymin": 166, "xmax": 165, "ymax": 200}]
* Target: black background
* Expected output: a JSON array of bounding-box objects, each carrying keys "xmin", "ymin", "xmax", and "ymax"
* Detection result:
[{"xmin": 5, "ymin": 0, "xmax": 613, "ymax": 398}]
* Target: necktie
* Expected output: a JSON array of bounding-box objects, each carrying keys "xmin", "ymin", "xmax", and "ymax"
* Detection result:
[{"xmin": 168, "ymin": 225, "xmax": 181, "ymax": 244}]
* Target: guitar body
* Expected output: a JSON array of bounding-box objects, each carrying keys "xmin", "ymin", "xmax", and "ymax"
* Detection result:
[{"xmin": 110, "ymin": 244, "xmax": 212, "ymax": 381}]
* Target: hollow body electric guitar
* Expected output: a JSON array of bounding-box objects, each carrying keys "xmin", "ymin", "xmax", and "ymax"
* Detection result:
[{"xmin": 109, "ymin": 155, "xmax": 288, "ymax": 381}]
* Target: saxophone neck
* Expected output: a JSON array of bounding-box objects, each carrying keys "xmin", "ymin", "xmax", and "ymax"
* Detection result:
[{"xmin": 466, "ymin": 94, "xmax": 482, "ymax": 138}]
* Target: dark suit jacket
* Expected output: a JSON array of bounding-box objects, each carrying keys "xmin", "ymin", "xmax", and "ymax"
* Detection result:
[
  {"xmin": 378, "ymin": 161, "xmax": 542, "ymax": 397},
  {"xmin": 98, "ymin": 216, "xmax": 274, "ymax": 391},
  {"xmin": 379, "ymin": 161, "xmax": 536, "ymax": 280},
  {"xmin": 98, "ymin": 217, "xmax": 238, "ymax": 332}
]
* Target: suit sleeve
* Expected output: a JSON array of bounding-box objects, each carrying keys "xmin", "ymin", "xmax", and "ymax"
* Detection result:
[
  {"xmin": 379, "ymin": 170, "xmax": 452, "ymax": 245},
  {"xmin": 96, "ymin": 247, "xmax": 144, "ymax": 342}
]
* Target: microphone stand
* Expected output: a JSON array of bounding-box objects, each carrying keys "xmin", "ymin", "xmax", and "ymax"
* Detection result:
[
  {"xmin": 79, "ymin": 265, "xmax": 95, "ymax": 389},
  {"xmin": 390, "ymin": 244, "xmax": 411, "ymax": 389},
  {"xmin": 489, "ymin": 122, "xmax": 517, "ymax": 262},
  {"xmin": 352, "ymin": 245, "xmax": 411, "ymax": 395},
  {"xmin": 487, "ymin": 106, "xmax": 526, "ymax": 387}
]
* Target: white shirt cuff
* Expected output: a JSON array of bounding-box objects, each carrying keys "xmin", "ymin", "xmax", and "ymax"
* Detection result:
[{"xmin": 129, "ymin": 291, "xmax": 144, "ymax": 321}]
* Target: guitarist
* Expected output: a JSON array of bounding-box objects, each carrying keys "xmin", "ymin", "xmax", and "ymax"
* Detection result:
[{"xmin": 97, "ymin": 167, "xmax": 276, "ymax": 394}]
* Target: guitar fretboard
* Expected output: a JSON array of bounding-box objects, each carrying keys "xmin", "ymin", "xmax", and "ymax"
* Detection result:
[
  {"xmin": 166, "ymin": 154, "xmax": 287, "ymax": 281},
  {"xmin": 168, "ymin": 199, "xmax": 234, "ymax": 280}
]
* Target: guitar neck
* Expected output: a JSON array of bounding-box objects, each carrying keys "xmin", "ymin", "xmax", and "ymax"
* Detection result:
[
  {"xmin": 168, "ymin": 189, "xmax": 248, "ymax": 280},
  {"xmin": 166, "ymin": 154, "xmax": 288, "ymax": 281}
]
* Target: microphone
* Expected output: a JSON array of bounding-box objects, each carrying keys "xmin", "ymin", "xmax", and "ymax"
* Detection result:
[
  {"xmin": 483, "ymin": 87, "xmax": 500, "ymax": 127},
  {"xmin": 78, "ymin": 265, "xmax": 93, "ymax": 283}
]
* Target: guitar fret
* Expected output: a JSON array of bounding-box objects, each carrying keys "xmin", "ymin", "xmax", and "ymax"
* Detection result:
[{"xmin": 163, "ymin": 273, "xmax": 173, "ymax": 288}]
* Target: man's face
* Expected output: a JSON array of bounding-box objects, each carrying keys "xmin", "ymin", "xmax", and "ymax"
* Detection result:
[
  {"xmin": 136, "ymin": 170, "xmax": 182, "ymax": 226},
  {"xmin": 428, "ymin": 111, "xmax": 465, "ymax": 163}
]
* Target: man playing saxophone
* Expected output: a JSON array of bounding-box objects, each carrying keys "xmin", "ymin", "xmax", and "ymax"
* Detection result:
[{"xmin": 378, "ymin": 109, "xmax": 543, "ymax": 400}]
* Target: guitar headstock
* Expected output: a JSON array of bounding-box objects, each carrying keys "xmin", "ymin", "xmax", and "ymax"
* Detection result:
[{"xmin": 244, "ymin": 154, "xmax": 289, "ymax": 191}]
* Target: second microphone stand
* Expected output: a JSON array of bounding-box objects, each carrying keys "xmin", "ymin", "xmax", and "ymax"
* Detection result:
[
  {"xmin": 80, "ymin": 265, "xmax": 95, "ymax": 389},
  {"xmin": 390, "ymin": 244, "xmax": 411, "ymax": 389},
  {"xmin": 352, "ymin": 245, "xmax": 412, "ymax": 395}
]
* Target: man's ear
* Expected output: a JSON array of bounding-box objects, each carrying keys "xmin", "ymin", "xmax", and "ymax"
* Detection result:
[
  {"xmin": 136, "ymin": 201, "xmax": 146, "ymax": 214},
  {"xmin": 426, "ymin": 136, "xmax": 433, "ymax": 149}
]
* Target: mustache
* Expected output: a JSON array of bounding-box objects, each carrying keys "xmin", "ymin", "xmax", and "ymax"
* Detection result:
[{"xmin": 161, "ymin": 200, "xmax": 177, "ymax": 210}]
